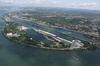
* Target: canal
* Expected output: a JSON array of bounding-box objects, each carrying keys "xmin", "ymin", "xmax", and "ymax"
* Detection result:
[{"xmin": 0, "ymin": 7, "xmax": 100, "ymax": 66}]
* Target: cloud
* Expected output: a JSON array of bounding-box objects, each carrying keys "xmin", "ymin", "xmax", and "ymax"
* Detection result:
[
  {"xmin": 0, "ymin": 0, "xmax": 14, "ymax": 3},
  {"xmin": 30, "ymin": 0, "xmax": 47, "ymax": 4},
  {"xmin": 0, "ymin": 0, "xmax": 63, "ymax": 5},
  {"xmin": 34, "ymin": 0, "xmax": 41, "ymax": 4},
  {"xmin": 65, "ymin": 2, "xmax": 100, "ymax": 10},
  {"xmin": 80, "ymin": 3, "xmax": 97, "ymax": 6},
  {"xmin": 29, "ymin": 0, "xmax": 62, "ymax": 5},
  {"xmin": 52, "ymin": 1, "xmax": 62, "ymax": 4},
  {"xmin": 69, "ymin": 3, "xmax": 97, "ymax": 7},
  {"xmin": 0, "ymin": 0, "xmax": 41, "ymax": 5},
  {"xmin": 0, "ymin": 0, "xmax": 100, "ymax": 10}
]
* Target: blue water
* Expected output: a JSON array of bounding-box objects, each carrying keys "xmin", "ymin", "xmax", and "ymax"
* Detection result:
[
  {"xmin": 0, "ymin": 7, "xmax": 100, "ymax": 66},
  {"xmin": 9, "ymin": 17, "xmax": 90, "ymax": 42},
  {"xmin": 26, "ymin": 29, "xmax": 55, "ymax": 45},
  {"xmin": 26, "ymin": 29, "xmax": 45, "ymax": 40},
  {"xmin": 11, "ymin": 17, "xmax": 90, "ymax": 41}
]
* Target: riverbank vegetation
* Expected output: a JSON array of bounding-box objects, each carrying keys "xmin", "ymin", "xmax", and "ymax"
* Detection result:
[
  {"xmin": 31, "ymin": 25, "xmax": 96, "ymax": 50},
  {"xmin": 2, "ymin": 18, "xmax": 75, "ymax": 50},
  {"xmin": 2, "ymin": 20, "xmax": 42, "ymax": 47},
  {"xmin": 7, "ymin": 8, "xmax": 100, "ymax": 47},
  {"xmin": 2, "ymin": 15, "xmax": 97, "ymax": 51}
]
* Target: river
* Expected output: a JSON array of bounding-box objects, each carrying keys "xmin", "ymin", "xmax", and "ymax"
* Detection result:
[{"xmin": 0, "ymin": 7, "xmax": 100, "ymax": 66}]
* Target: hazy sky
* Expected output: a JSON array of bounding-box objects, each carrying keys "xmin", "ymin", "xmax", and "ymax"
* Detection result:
[{"xmin": 0, "ymin": 0, "xmax": 100, "ymax": 10}]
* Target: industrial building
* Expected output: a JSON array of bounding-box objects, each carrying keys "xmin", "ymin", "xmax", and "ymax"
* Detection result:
[{"xmin": 35, "ymin": 29, "xmax": 84, "ymax": 48}]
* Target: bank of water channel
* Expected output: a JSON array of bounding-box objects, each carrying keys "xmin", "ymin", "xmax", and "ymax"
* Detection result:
[
  {"xmin": 0, "ymin": 8, "xmax": 100, "ymax": 66},
  {"xmin": 26, "ymin": 29, "xmax": 55, "ymax": 45},
  {"xmin": 8, "ymin": 16, "xmax": 91, "ymax": 42}
]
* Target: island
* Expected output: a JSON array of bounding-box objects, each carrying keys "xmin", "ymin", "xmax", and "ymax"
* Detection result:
[
  {"xmin": 1, "ymin": 16, "xmax": 96, "ymax": 51},
  {"xmin": 7, "ymin": 8, "xmax": 100, "ymax": 46}
]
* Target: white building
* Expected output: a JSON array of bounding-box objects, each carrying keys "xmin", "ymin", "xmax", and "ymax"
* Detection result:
[
  {"xmin": 13, "ymin": 33, "xmax": 20, "ymax": 37},
  {"xmin": 19, "ymin": 26, "xmax": 28, "ymax": 31},
  {"xmin": 71, "ymin": 40, "xmax": 84, "ymax": 48},
  {"xmin": 56, "ymin": 37, "xmax": 72, "ymax": 43},
  {"xmin": 35, "ymin": 29, "xmax": 84, "ymax": 49},
  {"xmin": 7, "ymin": 33, "xmax": 13, "ymax": 36},
  {"xmin": 7, "ymin": 33, "xmax": 20, "ymax": 37},
  {"xmin": 38, "ymin": 30, "xmax": 56, "ymax": 37}
]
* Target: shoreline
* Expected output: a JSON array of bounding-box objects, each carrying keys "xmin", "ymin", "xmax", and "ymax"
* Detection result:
[
  {"xmin": 11, "ymin": 16, "xmax": 99, "ymax": 38},
  {"xmin": 9, "ymin": 16, "xmax": 91, "ymax": 42},
  {"xmin": 2, "ymin": 16, "xmax": 97, "ymax": 51},
  {"xmin": 2, "ymin": 25, "xmax": 87, "ymax": 51}
]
